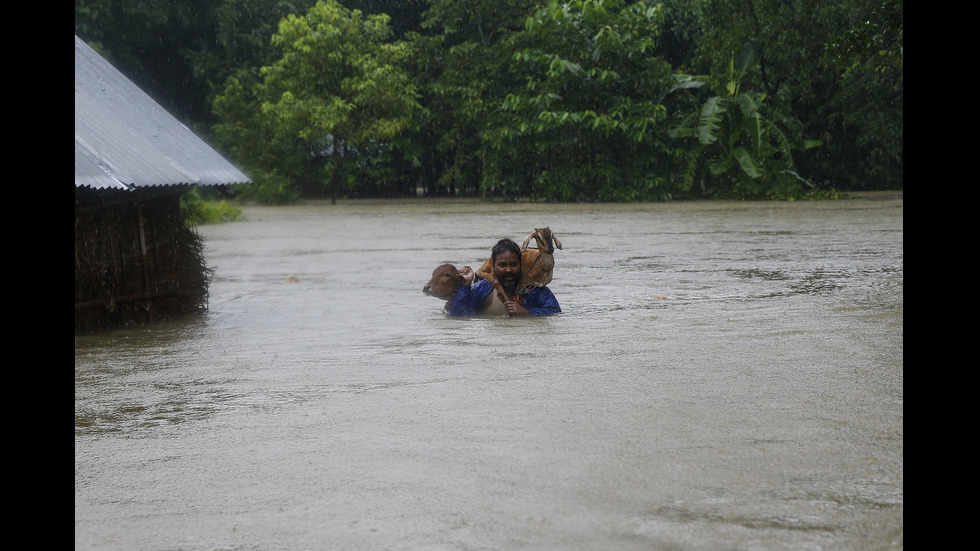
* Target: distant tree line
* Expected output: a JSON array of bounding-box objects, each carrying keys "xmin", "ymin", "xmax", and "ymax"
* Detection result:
[{"xmin": 76, "ymin": 0, "xmax": 903, "ymax": 202}]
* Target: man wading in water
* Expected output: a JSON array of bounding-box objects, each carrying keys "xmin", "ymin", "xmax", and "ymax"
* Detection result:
[{"xmin": 446, "ymin": 238, "xmax": 561, "ymax": 317}]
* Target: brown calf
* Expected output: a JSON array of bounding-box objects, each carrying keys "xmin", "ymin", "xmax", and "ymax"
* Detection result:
[
  {"xmin": 423, "ymin": 263, "xmax": 463, "ymax": 300},
  {"xmin": 423, "ymin": 263, "xmax": 463, "ymax": 312}
]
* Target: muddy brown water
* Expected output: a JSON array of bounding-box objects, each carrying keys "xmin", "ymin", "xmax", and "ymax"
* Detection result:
[{"xmin": 75, "ymin": 193, "xmax": 903, "ymax": 550}]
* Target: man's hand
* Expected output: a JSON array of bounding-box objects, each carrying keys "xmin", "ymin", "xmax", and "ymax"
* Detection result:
[
  {"xmin": 504, "ymin": 299, "xmax": 529, "ymax": 316},
  {"xmin": 460, "ymin": 265, "xmax": 474, "ymax": 286}
]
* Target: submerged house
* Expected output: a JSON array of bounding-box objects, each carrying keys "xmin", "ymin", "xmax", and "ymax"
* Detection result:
[{"xmin": 75, "ymin": 35, "xmax": 250, "ymax": 333}]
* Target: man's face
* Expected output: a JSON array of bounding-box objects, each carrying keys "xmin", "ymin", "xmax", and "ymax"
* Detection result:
[{"xmin": 493, "ymin": 250, "xmax": 522, "ymax": 287}]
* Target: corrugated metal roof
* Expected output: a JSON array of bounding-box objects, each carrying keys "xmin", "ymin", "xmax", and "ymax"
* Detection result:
[{"xmin": 75, "ymin": 35, "xmax": 251, "ymax": 190}]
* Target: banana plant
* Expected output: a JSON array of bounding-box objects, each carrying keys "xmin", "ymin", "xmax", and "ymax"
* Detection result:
[{"xmin": 670, "ymin": 44, "xmax": 821, "ymax": 198}]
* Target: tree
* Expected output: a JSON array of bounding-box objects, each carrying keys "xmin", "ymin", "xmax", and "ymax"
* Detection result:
[
  {"xmin": 85, "ymin": 0, "xmax": 901, "ymax": 201},
  {"xmin": 488, "ymin": 0, "xmax": 677, "ymax": 201},
  {"xmin": 819, "ymin": 0, "xmax": 903, "ymax": 189},
  {"xmin": 669, "ymin": 45, "xmax": 823, "ymax": 199},
  {"xmin": 403, "ymin": 0, "xmax": 538, "ymax": 197},
  {"xmin": 213, "ymin": 0, "xmax": 422, "ymax": 203},
  {"xmin": 187, "ymin": 1, "xmax": 319, "ymax": 114},
  {"xmin": 696, "ymin": 0, "xmax": 902, "ymax": 190}
]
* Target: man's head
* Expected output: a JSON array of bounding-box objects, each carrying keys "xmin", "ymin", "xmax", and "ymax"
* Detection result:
[{"xmin": 491, "ymin": 238, "xmax": 522, "ymax": 290}]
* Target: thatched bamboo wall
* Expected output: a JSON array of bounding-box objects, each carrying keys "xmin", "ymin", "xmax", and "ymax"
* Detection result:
[{"xmin": 75, "ymin": 187, "xmax": 212, "ymax": 333}]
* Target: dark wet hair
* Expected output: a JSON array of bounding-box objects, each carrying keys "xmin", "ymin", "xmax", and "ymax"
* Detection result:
[{"xmin": 491, "ymin": 238, "xmax": 521, "ymax": 261}]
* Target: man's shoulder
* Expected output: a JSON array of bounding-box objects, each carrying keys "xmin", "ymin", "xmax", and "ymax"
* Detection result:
[
  {"xmin": 471, "ymin": 278, "xmax": 493, "ymax": 290},
  {"xmin": 523, "ymin": 284, "xmax": 554, "ymax": 295}
]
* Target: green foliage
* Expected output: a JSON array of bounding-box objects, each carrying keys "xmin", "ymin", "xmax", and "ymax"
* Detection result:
[
  {"xmin": 670, "ymin": 45, "xmax": 822, "ymax": 199},
  {"xmin": 187, "ymin": 1, "xmax": 320, "ymax": 114},
  {"xmin": 227, "ymin": 172, "xmax": 304, "ymax": 205},
  {"xmin": 696, "ymin": 0, "xmax": 902, "ymax": 191},
  {"xmin": 212, "ymin": 0, "xmax": 422, "ymax": 203},
  {"xmin": 818, "ymin": 0, "xmax": 903, "ymax": 189},
  {"xmin": 656, "ymin": 0, "xmax": 707, "ymax": 70},
  {"xmin": 402, "ymin": 0, "xmax": 539, "ymax": 197},
  {"xmin": 487, "ymin": 0, "xmax": 677, "ymax": 201},
  {"xmin": 180, "ymin": 187, "xmax": 245, "ymax": 225},
  {"xmin": 83, "ymin": 0, "xmax": 900, "ymax": 202}
]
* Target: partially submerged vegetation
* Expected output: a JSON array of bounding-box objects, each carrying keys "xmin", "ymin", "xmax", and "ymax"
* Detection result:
[{"xmin": 181, "ymin": 187, "xmax": 245, "ymax": 225}]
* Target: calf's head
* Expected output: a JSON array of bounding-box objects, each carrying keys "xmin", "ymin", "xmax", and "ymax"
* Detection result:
[{"xmin": 423, "ymin": 264, "xmax": 463, "ymax": 300}]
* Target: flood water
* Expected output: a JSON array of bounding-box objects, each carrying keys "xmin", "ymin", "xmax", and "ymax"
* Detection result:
[{"xmin": 75, "ymin": 193, "xmax": 903, "ymax": 551}]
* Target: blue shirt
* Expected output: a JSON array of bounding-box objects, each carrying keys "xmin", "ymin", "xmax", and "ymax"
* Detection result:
[{"xmin": 446, "ymin": 279, "xmax": 561, "ymax": 317}]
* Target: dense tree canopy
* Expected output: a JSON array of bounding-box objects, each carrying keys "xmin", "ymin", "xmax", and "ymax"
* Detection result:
[
  {"xmin": 213, "ymin": 0, "xmax": 421, "ymax": 203},
  {"xmin": 76, "ymin": 0, "xmax": 902, "ymax": 202},
  {"xmin": 490, "ymin": 0, "xmax": 678, "ymax": 201}
]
